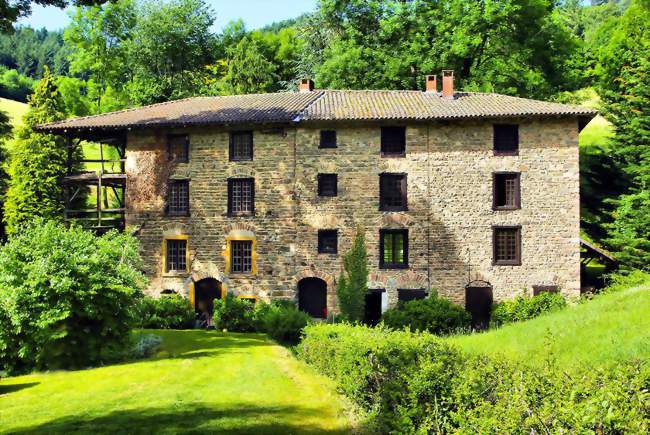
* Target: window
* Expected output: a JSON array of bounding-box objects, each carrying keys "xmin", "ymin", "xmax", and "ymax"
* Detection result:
[
  {"xmin": 493, "ymin": 226, "xmax": 521, "ymax": 265},
  {"xmin": 228, "ymin": 178, "xmax": 254, "ymax": 216},
  {"xmin": 318, "ymin": 230, "xmax": 338, "ymax": 254},
  {"xmin": 318, "ymin": 174, "xmax": 337, "ymax": 197},
  {"xmin": 166, "ymin": 239, "xmax": 187, "ymax": 272},
  {"xmin": 381, "ymin": 126, "xmax": 406, "ymax": 157},
  {"xmin": 380, "ymin": 173, "xmax": 407, "ymax": 211},
  {"xmin": 231, "ymin": 240, "xmax": 252, "ymax": 274},
  {"xmin": 229, "ymin": 131, "xmax": 253, "ymax": 161},
  {"xmin": 493, "ymin": 124, "xmax": 519, "ymax": 155},
  {"xmin": 493, "ymin": 172, "xmax": 520, "ymax": 210},
  {"xmin": 380, "ymin": 229, "xmax": 408, "ymax": 269},
  {"xmin": 533, "ymin": 285, "xmax": 559, "ymax": 296},
  {"xmin": 319, "ymin": 130, "xmax": 337, "ymax": 148},
  {"xmin": 168, "ymin": 134, "xmax": 189, "ymax": 162},
  {"xmin": 397, "ymin": 289, "xmax": 427, "ymax": 303},
  {"xmin": 167, "ymin": 180, "xmax": 189, "ymax": 216}
]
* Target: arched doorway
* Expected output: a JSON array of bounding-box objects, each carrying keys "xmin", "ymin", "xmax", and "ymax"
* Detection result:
[
  {"xmin": 465, "ymin": 282, "xmax": 493, "ymax": 330},
  {"xmin": 298, "ymin": 277, "xmax": 327, "ymax": 319},
  {"xmin": 194, "ymin": 278, "xmax": 222, "ymax": 325}
]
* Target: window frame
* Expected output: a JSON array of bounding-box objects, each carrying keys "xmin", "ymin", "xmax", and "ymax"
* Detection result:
[
  {"xmin": 162, "ymin": 235, "xmax": 190, "ymax": 275},
  {"xmin": 319, "ymin": 130, "xmax": 337, "ymax": 149},
  {"xmin": 229, "ymin": 130, "xmax": 254, "ymax": 162},
  {"xmin": 532, "ymin": 285, "xmax": 559, "ymax": 296},
  {"xmin": 379, "ymin": 173, "xmax": 407, "ymax": 211},
  {"xmin": 379, "ymin": 228, "xmax": 409, "ymax": 269},
  {"xmin": 166, "ymin": 179, "xmax": 190, "ymax": 217},
  {"xmin": 493, "ymin": 124, "xmax": 519, "ymax": 156},
  {"xmin": 397, "ymin": 288, "xmax": 428, "ymax": 303},
  {"xmin": 317, "ymin": 229, "xmax": 338, "ymax": 254},
  {"xmin": 230, "ymin": 239, "xmax": 253, "ymax": 274},
  {"xmin": 167, "ymin": 134, "xmax": 189, "ymax": 163},
  {"xmin": 380, "ymin": 126, "xmax": 406, "ymax": 157},
  {"xmin": 227, "ymin": 178, "xmax": 255, "ymax": 217},
  {"xmin": 492, "ymin": 225, "xmax": 522, "ymax": 266},
  {"xmin": 492, "ymin": 172, "xmax": 521, "ymax": 210},
  {"xmin": 317, "ymin": 173, "xmax": 338, "ymax": 197}
]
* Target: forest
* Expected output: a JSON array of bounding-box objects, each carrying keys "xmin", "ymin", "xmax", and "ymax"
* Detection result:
[{"xmin": 0, "ymin": 0, "xmax": 647, "ymax": 269}]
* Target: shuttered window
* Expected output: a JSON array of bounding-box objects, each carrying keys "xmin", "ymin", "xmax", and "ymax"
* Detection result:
[
  {"xmin": 493, "ymin": 124, "xmax": 519, "ymax": 155},
  {"xmin": 318, "ymin": 174, "xmax": 337, "ymax": 197},
  {"xmin": 319, "ymin": 130, "xmax": 337, "ymax": 148},
  {"xmin": 318, "ymin": 230, "xmax": 338, "ymax": 254},
  {"xmin": 380, "ymin": 173, "xmax": 407, "ymax": 211},
  {"xmin": 381, "ymin": 126, "xmax": 406, "ymax": 157}
]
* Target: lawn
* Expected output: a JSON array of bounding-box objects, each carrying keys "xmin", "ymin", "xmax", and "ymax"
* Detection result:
[
  {"xmin": 0, "ymin": 97, "xmax": 28, "ymax": 129},
  {"xmin": 0, "ymin": 330, "xmax": 353, "ymax": 434},
  {"xmin": 448, "ymin": 276, "xmax": 650, "ymax": 369}
]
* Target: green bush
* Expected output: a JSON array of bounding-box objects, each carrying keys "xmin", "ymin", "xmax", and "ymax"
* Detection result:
[
  {"xmin": 491, "ymin": 291, "xmax": 567, "ymax": 326},
  {"xmin": 212, "ymin": 294, "xmax": 257, "ymax": 332},
  {"xmin": 298, "ymin": 323, "xmax": 649, "ymax": 433},
  {"xmin": 0, "ymin": 220, "xmax": 146, "ymax": 374},
  {"xmin": 262, "ymin": 304, "xmax": 311, "ymax": 345},
  {"xmin": 137, "ymin": 294, "xmax": 195, "ymax": 329},
  {"xmin": 382, "ymin": 292, "xmax": 471, "ymax": 335}
]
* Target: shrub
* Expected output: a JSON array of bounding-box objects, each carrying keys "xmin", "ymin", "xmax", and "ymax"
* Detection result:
[
  {"xmin": 382, "ymin": 292, "xmax": 471, "ymax": 335},
  {"xmin": 491, "ymin": 291, "xmax": 567, "ymax": 326},
  {"xmin": 129, "ymin": 333, "xmax": 163, "ymax": 359},
  {"xmin": 137, "ymin": 294, "xmax": 195, "ymax": 329},
  {"xmin": 0, "ymin": 220, "xmax": 146, "ymax": 374},
  {"xmin": 298, "ymin": 323, "xmax": 649, "ymax": 433},
  {"xmin": 263, "ymin": 304, "xmax": 311, "ymax": 345},
  {"xmin": 212, "ymin": 294, "xmax": 256, "ymax": 332},
  {"xmin": 337, "ymin": 228, "xmax": 368, "ymax": 322}
]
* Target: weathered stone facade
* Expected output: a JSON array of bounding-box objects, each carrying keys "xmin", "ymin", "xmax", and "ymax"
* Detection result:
[{"xmin": 125, "ymin": 116, "xmax": 580, "ymax": 313}]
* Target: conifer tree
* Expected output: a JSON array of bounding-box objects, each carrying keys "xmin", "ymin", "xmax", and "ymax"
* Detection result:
[
  {"xmin": 4, "ymin": 67, "xmax": 69, "ymax": 235},
  {"xmin": 336, "ymin": 228, "xmax": 368, "ymax": 322},
  {"xmin": 0, "ymin": 110, "xmax": 12, "ymax": 241}
]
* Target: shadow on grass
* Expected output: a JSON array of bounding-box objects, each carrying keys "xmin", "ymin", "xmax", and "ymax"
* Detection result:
[
  {"xmin": 11, "ymin": 403, "xmax": 351, "ymax": 435},
  {"xmin": 0, "ymin": 382, "xmax": 39, "ymax": 395}
]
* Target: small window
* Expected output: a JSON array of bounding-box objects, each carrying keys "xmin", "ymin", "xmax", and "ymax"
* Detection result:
[
  {"xmin": 168, "ymin": 134, "xmax": 189, "ymax": 162},
  {"xmin": 228, "ymin": 178, "xmax": 254, "ymax": 216},
  {"xmin": 532, "ymin": 285, "xmax": 559, "ymax": 296},
  {"xmin": 166, "ymin": 239, "xmax": 187, "ymax": 272},
  {"xmin": 167, "ymin": 180, "xmax": 189, "ymax": 216},
  {"xmin": 380, "ymin": 229, "xmax": 408, "ymax": 269},
  {"xmin": 318, "ymin": 230, "xmax": 338, "ymax": 254},
  {"xmin": 380, "ymin": 173, "xmax": 407, "ymax": 211},
  {"xmin": 231, "ymin": 240, "xmax": 253, "ymax": 274},
  {"xmin": 397, "ymin": 289, "xmax": 427, "ymax": 303},
  {"xmin": 381, "ymin": 126, "xmax": 406, "ymax": 157},
  {"xmin": 494, "ymin": 124, "xmax": 519, "ymax": 155},
  {"xmin": 493, "ymin": 173, "xmax": 520, "ymax": 210},
  {"xmin": 319, "ymin": 130, "xmax": 337, "ymax": 148},
  {"xmin": 493, "ymin": 226, "xmax": 521, "ymax": 265},
  {"xmin": 318, "ymin": 174, "xmax": 337, "ymax": 197},
  {"xmin": 229, "ymin": 131, "xmax": 253, "ymax": 161}
]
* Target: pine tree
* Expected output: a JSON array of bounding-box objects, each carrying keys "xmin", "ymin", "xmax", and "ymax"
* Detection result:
[
  {"xmin": 3, "ymin": 67, "xmax": 69, "ymax": 235},
  {"xmin": 336, "ymin": 228, "xmax": 368, "ymax": 322}
]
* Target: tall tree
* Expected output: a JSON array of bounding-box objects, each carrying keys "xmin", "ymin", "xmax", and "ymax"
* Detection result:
[
  {"xmin": 225, "ymin": 36, "xmax": 277, "ymax": 94},
  {"xmin": 3, "ymin": 67, "xmax": 68, "ymax": 234},
  {"xmin": 0, "ymin": 108, "xmax": 11, "ymax": 241},
  {"xmin": 336, "ymin": 228, "xmax": 368, "ymax": 322},
  {"xmin": 0, "ymin": 1, "xmax": 108, "ymax": 33}
]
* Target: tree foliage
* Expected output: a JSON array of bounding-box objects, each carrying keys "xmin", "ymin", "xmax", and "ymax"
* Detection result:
[
  {"xmin": 336, "ymin": 228, "xmax": 368, "ymax": 322},
  {"xmin": 0, "ymin": 0, "xmax": 108, "ymax": 33},
  {"xmin": 0, "ymin": 108, "xmax": 11, "ymax": 241}
]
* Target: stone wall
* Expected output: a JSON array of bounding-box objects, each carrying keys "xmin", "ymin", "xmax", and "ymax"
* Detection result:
[{"xmin": 125, "ymin": 117, "xmax": 580, "ymax": 312}]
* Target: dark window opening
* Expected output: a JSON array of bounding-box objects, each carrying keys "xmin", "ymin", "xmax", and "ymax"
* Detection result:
[
  {"xmin": 168, "ymin": 134, "xmax": 189, "ymax": 162},
  {"xmin": 493, "ymin": 226, "xmax": 521, "ymax": 265},
  {"xmin": 166, "ymin": 239, "xmax": 187, "ymax": 272},
  {"xmin": 231, "ymin": 240, "xmax": 252, "ymax": 274},
  {"xmin": 318, "ymin": 230, "xmax": 338, "ymax": 254},
  {"xmin": 380, "ymin": 229, "xmax": 408, "ymax": 269},
  {"xmin": 228, "ymin": 178, "xmax": 254, "ymax": 216},
  {"xmin": 319, "ymin": 130, "xmax": 337, "ymax": 148},
  {"xmin": 533, "ymin": 285, "xmax": 559, "ymax": 296},
  {"xmin": 380, "ymin": 173, "xmax": 407, "ymax": 211},
  {"xmin": 167, "ymin": 180, "xmax": 189, "ymax": 216},
  {"xmin": 318, "ymin": 174, "xmax": 337, "ymax": 197},
  {"xmin": 494, "ymin": 124, "xmax": 519, "ymax": 155},
  {"xmin": 381, "ymin": 126, "xmax": 406, "ymax": 157},
  {"xmin": 230, "ymin": 131, "xmax": 253, "ymax": 161},
  {"xmin": 397, "ymin": 289, "xmax": 427, "ymax": 303},
  {"xmin": 493, "ymin": 173, "xmax": 520, "ymax": 210}
]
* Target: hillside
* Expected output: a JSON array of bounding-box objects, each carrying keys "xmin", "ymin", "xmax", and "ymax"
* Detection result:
[
  {"xmin": 0, "ymin": 97, "xmax": 27, "ymax": 129},
  {"xmin": 448, "ymin": 274, "xmax": 650, "ymax": 368}
]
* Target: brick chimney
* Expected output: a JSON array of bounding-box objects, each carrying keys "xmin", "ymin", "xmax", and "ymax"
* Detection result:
[
  {"xmin": 442, "ymin": 70, "xmax": 454, "ymax": 98},
  {"xmin": 299, "ymin": 78, "xmax": 314, "ymax": 93},
  {"xmin": 425, "ymin": 75, "xmax": 437, "ymax": 93}
]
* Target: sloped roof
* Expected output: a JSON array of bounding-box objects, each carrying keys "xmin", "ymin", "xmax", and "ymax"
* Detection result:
[{"xmin": 35, "ymin": 89, "xmax": 596, "ymax": 133}]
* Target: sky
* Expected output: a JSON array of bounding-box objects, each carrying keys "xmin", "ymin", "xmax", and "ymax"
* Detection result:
[{"xmin": 16, "ymin": 0, "xmax": 318, "ymax": 32}]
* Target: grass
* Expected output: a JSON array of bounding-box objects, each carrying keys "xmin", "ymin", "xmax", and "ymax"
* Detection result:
[
  {"xmin": 0, "ymin": 97, "xmax": 28, "ymax": 129},
  {"xmin": 448, "ymin": 274, "xmax": 650, "ymax": 369},
  {"xmin": 0, "ymin": 330, "xmax": 353, "ymax": 434}
]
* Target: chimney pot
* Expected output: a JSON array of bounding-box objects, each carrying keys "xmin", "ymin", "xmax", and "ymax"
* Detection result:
[
  {"xmin": 425, "ymin": 75, "xmax": 437, "ymax": 93},
  {"xmin": 299, "ymin": 78, "xmax": 314, "ymax": 93},
  {"xmin": 442, "ymin": 70, "xmax": 454, "ymax": 98}
]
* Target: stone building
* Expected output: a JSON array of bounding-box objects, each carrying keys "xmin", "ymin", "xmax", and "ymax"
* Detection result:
[{"xmin": 38, "ymin": 74, "xmax": 596, "ymax": 326}]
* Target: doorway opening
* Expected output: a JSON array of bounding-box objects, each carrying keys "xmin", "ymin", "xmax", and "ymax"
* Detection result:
[
  {"xmin": 194, "ymin": 278, "xmax": 222, "ymax": 327},
  {"xmin": 298, "ymin": 277, "xmax": 327, "ymax": 319},
  {"xmin": 364, "ymin": 289, "xmax": 385, "ymax": 326},
  {"xmin": 465, "ymin": 284, "xmax": 493, "ymax": 330}
]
